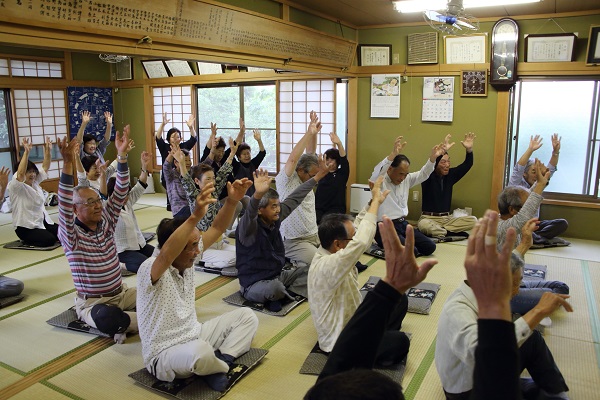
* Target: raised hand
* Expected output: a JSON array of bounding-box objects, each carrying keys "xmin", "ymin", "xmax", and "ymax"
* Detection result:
[
  {"xmin": 239, "ymin": 117, "xmax": 245, "ymax": 134},
  {"xmin": 253, "ymin": 129, "xmax": 262, "ymax": 142},
  {"xmin": 430, "ymin": 142, "xmax": 446, "ymax": 161},
  {"xmin": 162, "ymin": 112, "xmax": 170, "ymax": 126},
  {"xmin": 186, "ymin": 115, "xmax": 195, "ymax": 130},
  {"xmin": 141, "ymin": 151, "xmax": 151, "ymax": 169},
  {"xmin": 115, "ymin": 125, "xmax": 131, "ymax": 155},
  {"xmin": 253, "ymin": 169, "xmax": 272, "ymax": 197},
  {"xmin": 81, "ymin": 110, "xmax": 91, "ymax": 124},
  {"xmin": 104, "ymin": 111, "xmax": 113, "ymax": 125},
  {"xmin": 443, "ymin": 134, "xmax": 456, "ymax": 151},
  {"xmin": 58, "ymin": 136, "xmax": 79, "ymax": 163},
  {"xmin": 210, "ymin": 122, "xmax": 218, "ymax": 136},
  {"xmin": 528, "ymin": 135, "xmax": 543, "ymax": 152},
  {"xmin": 0, "ymin": 166, "xmax": 9, "ymax": 189},
  {"xmin": 227, "ymin": 178, "xmax": 252, "ymax": 202},
  {"xmin": 464, "ymin": 209, "xmax": 516, "ymax": 321},
  {"xmin": 551, "ymin": 133, "xmax": 561, "ymax": 153},
  {"xmin": 314, "ymin": 154, "xmax": 330, "ymax": 181},
  {"xmin": 393, "ymin": 136, "xmax": 407, "ymax": 155},
  {"xmin": 192, "ymin": 182, "xmax": 217, "ymax": 220},
  {"xmin": 44, "ymin": 136, "xmax": 53, "ymax": 152},
  {"xmin": 534, "ymin": 158, "xmax": 550, "ymax": 187},
  {"xmin": 461, "ymin": 132, "xmax": 476, "ymax": 152},
  {"xmin": 126, "ymin": 139, "xmax": 135, "ymax": 153},
  {"xmin": 172, "ymin": 148, "xmax": 186, "ymax": 164},
  {"xmin": 307, "ymin": 110, "xmax": 322, "ymax": 136},
  {"xmin": 329, "ymin": 132, "xmax": 341, "ymax": 146},
  {"xmin": 228, "ymin": 136, "xmax": 239, "ymax": 154},
  {"xmin": 379, "ymin": 217, "xmax": 437, "ymax": 293},
  {"xmin": 21, "ymin": 138, "xmax": 33, "ymax": 153},
  {"xmin": 369, "ymin": 175, "xmax": 390, "ymax": 205},
  {"xmin": 96, "ymin": 159, "xmax": 109, "ymax": 176}
]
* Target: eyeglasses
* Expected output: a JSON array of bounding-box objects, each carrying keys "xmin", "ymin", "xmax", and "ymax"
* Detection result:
[{"xmin": 76, "ymin": 198, "xmax": 102, "ymax": 207}]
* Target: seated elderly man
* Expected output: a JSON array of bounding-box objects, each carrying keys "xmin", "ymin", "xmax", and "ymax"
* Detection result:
[
  {"xmin": 275, "ymin": 111, "xmax": 322, "ymax": 268},
  {"xmin": 435, "ymin": 222, "xmax": 572, "ymax": 399},
  {"xmin": 309, "ymin": 176, "xmax": 408, "ymax": 366},
  {"xmin": 137, "ymin": 179, "xmax": 258, "ymax": 392},
  {"xmin": 57, "ymin": 128, "xmax": 137, "ymax": 344},
  {"xmin": 418, "ymin": 133, "xmax": 478, "ymax": 238},
  {"xmin": 237, "ymin": 164, "xmax": 328, "ymax": 312},
  {"xmin": 370, "ymin": 135, "xmax": 446, "ymax": 256},
  {"xmin": 509, "ymin": 134, "xmax": 568, "ymax": 245}
]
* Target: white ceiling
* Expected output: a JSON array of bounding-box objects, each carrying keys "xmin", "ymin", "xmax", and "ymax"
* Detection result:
[{"xmin": 289, "ymin": 0, "xmax": 600, "ymax": 27}]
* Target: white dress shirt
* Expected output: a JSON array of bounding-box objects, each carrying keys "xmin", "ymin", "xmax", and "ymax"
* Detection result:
[
  {"xmin": 435, "ymin": 281, "xmax": 533, "ymax": 394},
  {"xmin": 369, "ymin": 157, "xmax": 435, "ymax": 221},
  {"xmin": 8, "ymin": 169, "xmax": 53, "ymax": 229},
  {"xmin": 308, "ymin": 209, "xmax": 377, "ymax": 352},
  {"xmin": 114, "ymin": 182, "xmax": 146, "ymax": 253}
]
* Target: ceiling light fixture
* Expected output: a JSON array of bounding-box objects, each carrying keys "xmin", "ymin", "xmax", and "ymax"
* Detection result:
[{"xmin": 393, "ymin": 0, "xmax": 542, "ymax": 13}]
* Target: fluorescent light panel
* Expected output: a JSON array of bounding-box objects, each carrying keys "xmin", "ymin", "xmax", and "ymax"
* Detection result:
[{"xmin": 393, "ymin": 0, "xmax": 542, "ymax": 13}]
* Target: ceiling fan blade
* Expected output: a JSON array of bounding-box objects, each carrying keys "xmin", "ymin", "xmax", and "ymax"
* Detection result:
[{"xmin": 455, "ymin": 19, "xmax": 476, "ymax": 29}]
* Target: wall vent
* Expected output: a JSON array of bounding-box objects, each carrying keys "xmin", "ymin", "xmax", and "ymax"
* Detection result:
[{"xmin": 408, "ymin": 32, "xmax": 438, "ymax": 64}]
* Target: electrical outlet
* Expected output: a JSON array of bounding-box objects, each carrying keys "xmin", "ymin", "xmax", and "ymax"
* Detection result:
[
  {"xmin": 393, "ymin": 53, "xmax": 400, "ymax": 64},
  {"xmin": 412, "ymin": 191, "xmax": 419, "ymax": 201}
]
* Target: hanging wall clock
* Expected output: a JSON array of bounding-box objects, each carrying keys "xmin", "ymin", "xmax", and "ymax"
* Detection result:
[{"xmin": 490, "ymin": 18, "xmax": 519, "ymax": 90}]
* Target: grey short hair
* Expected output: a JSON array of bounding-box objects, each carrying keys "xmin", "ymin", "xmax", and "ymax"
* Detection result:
[
  {"xmin": 296, "ymin": 153, "xmax": 318, "ymax": 173},
  {"xmin": 258, "ymin": 188, "xmax": 279, "ymax": 209},
  {"xmin": 510, "ymin": 251, "xmax": 525, "ymax": 274},
  {"xmin": 524, "ymin": 159, "xmax": 535, "ymax": 174},
  {"xmin": 73, "ymin": 185, "xmax": 98, "ymax": 198},
  {"xmin": 497, "ymin": 186, "xmax": 526, "ymax": 215}
]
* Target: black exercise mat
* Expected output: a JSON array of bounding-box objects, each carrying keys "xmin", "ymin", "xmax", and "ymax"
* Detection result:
[
  {"xmin": 360, "ymin": 276, "xmax": 441, "ymax": 315},
  {"xmin": 129, "ymin": 348, "xmax": 268, "ymax": 400},
  {"xmin": 0, "ymin": 295, "xmax": 24, "ymax": 309},
  {"xmin": 46, "ymin": 307, "xmax": 110, "ymax": 337},
  {"xmin": 223, "ymin": 291, "xmax": 305, "ymax": 316},
  {"xmin": 3, "ymin": 240, "xmax": 60, "ymax": 251}
]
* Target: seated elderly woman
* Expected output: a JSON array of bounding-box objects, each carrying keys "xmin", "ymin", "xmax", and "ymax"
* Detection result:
[{"xmin": 8, "ymin": 138, "xmax": 59, "ymax": 247}]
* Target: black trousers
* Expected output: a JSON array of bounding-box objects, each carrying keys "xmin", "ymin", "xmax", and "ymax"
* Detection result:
[
  {"xmin": 374, "ymin": 218, "xmax": 436, "ymax": 257},
  {"xmin": 15, "ymin": 221, "xmax": 59, "ymax": 247}
]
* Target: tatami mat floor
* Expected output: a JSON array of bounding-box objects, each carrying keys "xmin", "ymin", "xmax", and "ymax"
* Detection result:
[{"xmin": 0, "ymin": 194, "xmax": 599, "ymax": 399}]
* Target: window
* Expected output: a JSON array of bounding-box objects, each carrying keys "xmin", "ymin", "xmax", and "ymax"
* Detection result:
[
  {"xmin": 0, "ymin": 59, "xmax": 8, "ymax": 76},
  {"xmin": 10, "ymin": 59, "xmax": 63, "ymax": 78},
  {"xmin": 152, "ymin": 86, "xmax": 194, "ymax": 166},
  {"xmin": 0, "ymin": 90, "xmax": 15, "ymax": 173},
  {"xmin": 509, "ymin": 79, "xmax": 600, "ymax": 200},
  {"xmin": 13, "ymin": 89, "xmax": 68, "ymax": 179},
  {"xmin": 197, "ymin": 83, "xmax": 277, "ymax": 171},
  {"xmin": 279, "ymin": 79, "xmax": 342, "ymax": 171}
]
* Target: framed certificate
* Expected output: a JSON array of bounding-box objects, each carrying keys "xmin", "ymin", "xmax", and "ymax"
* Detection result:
[
  {"xmin": 525, "ymin": 33, "xmax": 577, "ymax": 62},
  {"xmin": 141, "ymin": 60, "xmax": 169, "ymax": 79},
  {"xmin": 586, "ymin": 26, "xmax": 600, "ymax": 65},
  {"xmin": 444, "ymin": 34, "xmax": 487, "ymax": 64},
  {"xmin": 164, "ymin": 60, "xmax": 194, "ymax": 77},
  {"xmin": 357, "ymin": 45, "xmax": 392, "ymax": 66}
]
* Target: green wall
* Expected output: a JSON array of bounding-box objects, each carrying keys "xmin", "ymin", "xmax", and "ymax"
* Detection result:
[
  {"xmin": 71, "ymin": 52, "xmax": 112, "ymax": 81},
  {"xmin": 356, "ymin": 14, "xmax": 600, "ymax": 239},
  {"xmin": 356, "ymin": 76, "xmax": 499, "ymax": 222}
]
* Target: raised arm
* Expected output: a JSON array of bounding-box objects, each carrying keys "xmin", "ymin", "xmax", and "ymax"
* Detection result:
[
  {"xmin": 173, "ymin": 148, "xmax": 188, "ymax": 177},
  {"xmin": 225, "ymin": 137, "xmax": 239, "ymax": 165},
  {"xmin": 139, "ymin": 151, "xmax": 150, "ymax": 185},
  {"xmin": 150, "ymin": 184, "xmax": 216, "ymax": 283},
  {"xmin": 203, "ymin": 178, "xmax": 252, "ymax": 248},
  {"xmin": 234, "ymin": 118, "xmax": 245, "ymax": 145},
  {"xmin": 254, "ymin": 129, "xmax": 265, "ymax": 152},
  {"xmin": 517, "ymin": 135, "xmax": 543, "ymax": 166},
  {"xmin": 207, "ymin": 122, "xmax": 217, "ymax": 150},
  {"xmin": 97, "ymin": 159, "xmax": 109, "ymax": 197},
  {"xmin": 103, "ymin": 111, "xmax": 113, "ymax": 142},
  {"xmin": 237, "ymin": 169, "xmax": 270, "ymax": 247},
  {"xmin": 514, "ymin": 217, "xmax": 538, "ymax": 257},
  {"xmin": 41, "ymin": 137, "xmax": 52, "ymax": 172},
  {"xmin": 548, "ymin": 133, "xmax": 561, "ymax": 167},
  {"xmin": 15, "ymin": 138, "xmax": 32, "ymax": 182},
  {"xmin": 387, "ymin": 135, "xmax": 407, "ymax": 162},
  {"xmin": 75, "ymin": 111, "xmax": 91, "ymax": 142},
  {"xmin": 283, "ymin": 110, "xmax": 321, "ymax": 177},
  {"xmin": 155, "ymin": 112, "xmax": 170, "ymax": 140},
  {"xmin": 186, "ymin": 114, "xmax": 197, "ymax": 138},
  {"xmin": 329, "ymin": 132, "xmax": 345, "ymax": 157}
]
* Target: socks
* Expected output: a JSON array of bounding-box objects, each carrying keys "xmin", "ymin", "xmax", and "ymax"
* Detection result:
[
  {"xmin": 203, "ymin": 351, "xmax": 236, "ymax": 392},
  {"xmin": 264, "ymin": 300, "xmax": 282, "ymax": 312}
]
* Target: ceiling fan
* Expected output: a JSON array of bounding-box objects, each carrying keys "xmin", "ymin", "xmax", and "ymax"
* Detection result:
[{"xmin": 423, "ymin": 0, "xmax": 479, "ymax": 35}]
